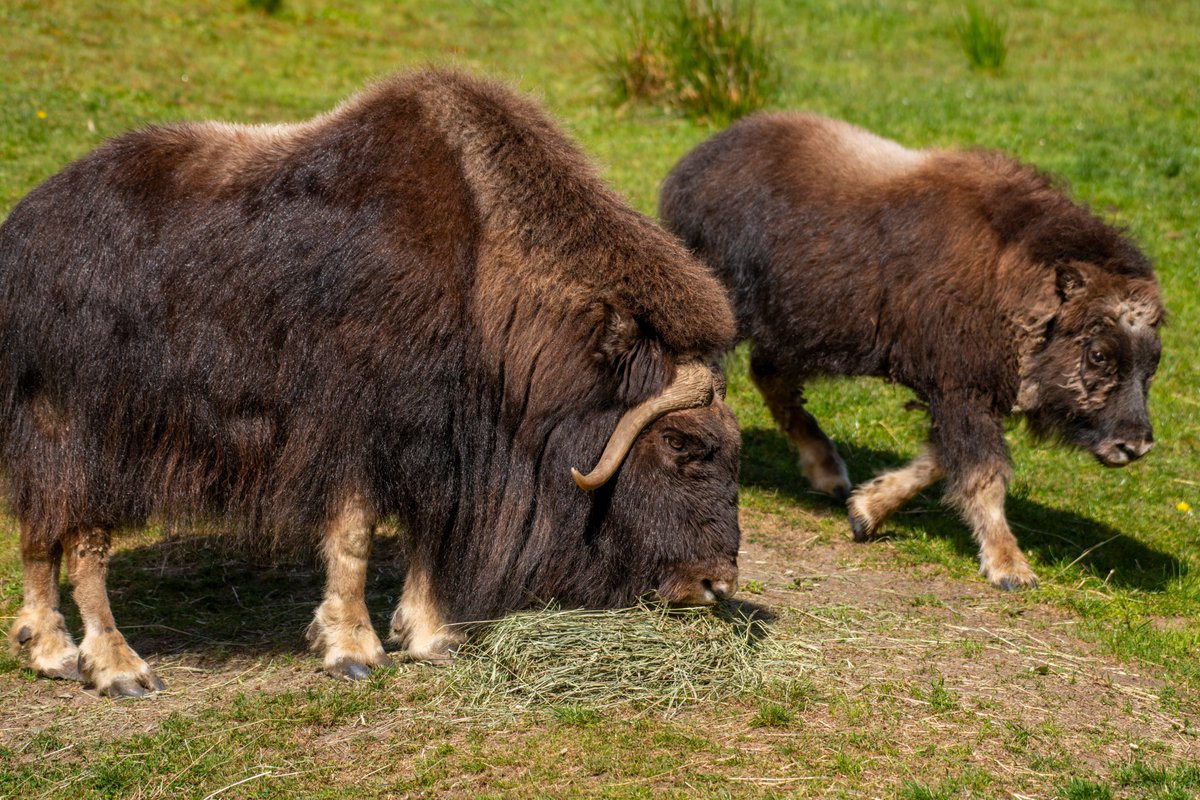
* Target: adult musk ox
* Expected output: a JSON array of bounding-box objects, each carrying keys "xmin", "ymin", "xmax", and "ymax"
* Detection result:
[
  {"xmin": 660, "ymin": 112, "xmax": 1162, "ymax": 590},
  {"xmin": 0, "ymin": 70, "xmax": 743, "ymax": 697}
]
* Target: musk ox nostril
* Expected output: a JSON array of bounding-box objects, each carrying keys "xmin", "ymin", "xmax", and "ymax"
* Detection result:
[{"xmin": 1129, "ymin": 439, "xmax": 1154, "ymax": 459}]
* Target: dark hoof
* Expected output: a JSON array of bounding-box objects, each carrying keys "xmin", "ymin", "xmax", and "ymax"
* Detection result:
[
  {"xmin": 849, "ymin": 512, "xmax": 873, "ymax": 543},
  {"xmin": 328, "ymin": 653, "xmax": 390, "ymax": 681},
  {"xmin": 831, "ymin": 485, "xmax": 851, "ymax": 503},
  {"xmin": 89, "ymin": 663, "xmax": 166, "ymax": 697},
  {"xmin": 102, "ymin": 678, "xmax": 150, "ymax": 698},
  {"xmin": 15, "ymin": 626, "xmax": 32, "ymax": 646},
  {"xmin": 997, "ymin": 576, "xmax": 1039, "ymax": 592},
  {"xmin": 43, "ymin": 661, "xmax": 85, "ymax": 683}
]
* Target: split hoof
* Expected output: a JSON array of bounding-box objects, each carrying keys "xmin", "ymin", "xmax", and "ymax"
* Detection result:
[
  {"xmin": 41, "ymin": 657, "xmax": 85, "ymax": 683},
  {"xmin": 92, "ymin": 669, "xmax": 166, "ymax": 698},
  {"xmin": 79, "ymin": 633, "xmax": 164, "ymax": 698},
  {"xmin": 11, "ymin": 610, "xmax": 84, "ymax": 682},
  {"xmin": 848, "ymin": 508, "xmax": 875, "ymax": 542},
  {"xmin": 991, "ymin": 571, "xmax": 1040, "ymax": 591},
  {"xmin": 982, "ymin": 556, "xmax": 1039, "ymax": 591},
  {"xmin": 326, "ymin": 653, "xmax": 392, "ymax": 681},
  {"xmin": 846, "ymin": 491, "xmax": 879, "ymax": 542}
]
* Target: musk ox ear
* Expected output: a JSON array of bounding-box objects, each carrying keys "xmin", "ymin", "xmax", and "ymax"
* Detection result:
[
  {"xmin": 1055, "ymin": 263, "xmax": 1087, "ymax": 301},
  {"xmin": 595, "ymin": 305, "xmax": 672, "ymax": 405}
]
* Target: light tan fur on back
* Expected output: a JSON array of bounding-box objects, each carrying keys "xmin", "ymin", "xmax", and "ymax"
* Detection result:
[{"xmin": 793, "ymin": 113, "xmax": 929, "ymax": 184}]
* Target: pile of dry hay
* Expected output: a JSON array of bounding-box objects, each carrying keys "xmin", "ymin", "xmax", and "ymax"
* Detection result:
[{"xmin": 437, "ymin": 602, "xmax": 813, "ymax": 715}]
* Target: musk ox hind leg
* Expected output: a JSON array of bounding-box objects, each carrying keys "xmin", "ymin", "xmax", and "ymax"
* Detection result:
[
  {"xmin": 306, "ymin": 495, "xmax": 391, "ymax": 680},
  {"xmin": 750, "ymin": 351, "xmax": 851, "ymax": 500},
  {"xmin": 847, "ymin": 447, "xmax": 944, "ymax": 541},
  {"xmin": 389, "ymin": 564, "xmax": 462, "ymax": 665},
  {"xmin": 64, "ymin": 527, "xmax": 165, "ymax": 697},
  {"xmin": 9, "ymin": 532, "xmax": 83, "ymax": 682}
]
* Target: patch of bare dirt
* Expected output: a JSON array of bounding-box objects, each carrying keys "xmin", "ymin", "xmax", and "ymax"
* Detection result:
[{"xmin": 734, "ymin": 509, "xmax": 1200, "ymax": 783}]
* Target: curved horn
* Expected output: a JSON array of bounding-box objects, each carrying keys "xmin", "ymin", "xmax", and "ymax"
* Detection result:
[{"xmin": 571, "ymin": 360, "xmax": 715, "ymax": 491}]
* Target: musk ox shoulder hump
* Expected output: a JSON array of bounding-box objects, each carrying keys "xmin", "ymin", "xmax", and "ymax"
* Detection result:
[{"xmin": 389, "ymin": 69, "xmax": 737, "ymax": 357}]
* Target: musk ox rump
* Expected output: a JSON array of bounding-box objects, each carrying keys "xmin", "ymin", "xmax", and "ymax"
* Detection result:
[
  {"xmin": 1, "ymin": 70, "xmax": 741, "ymax": 696},
  {"xmin": 660, "ymin": 111, "xmax": 1162, "ymax": 590}
]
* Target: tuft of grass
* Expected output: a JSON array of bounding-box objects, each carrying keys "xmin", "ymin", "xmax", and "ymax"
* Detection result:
[
  {"xmin": 438, "ymin": 602, "xmax": 801, "ymax": 715},
  {"xmin": 553, "ymin": 705, "xmax": 604, "ymax": 726},
  {"xmin": 606, "ymin": 0, "xmax": 780, "ymax": 123},
  {"xmin": 1060, "ymin": 778, "xmax": 1114, "ymax": 800},
  {"xmin": 749, "ymin": 701, "xmax": 793, "ymax": 728},
  {"xmin": 955, "ymin": 4, "xmax": 1008, "ymax": 70},
  {"xmin": 926, "ymin": 677, "xmax": 960, "ymax": 713}
]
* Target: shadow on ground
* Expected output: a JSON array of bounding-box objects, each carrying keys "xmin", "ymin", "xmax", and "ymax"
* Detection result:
[
  {"xmin": 91, "ymin": 531, "xmax": 409, "ymax": 665},
  {"xmin": 91, "ymin": 532, "xmax": 777, "ymax": 668},
  {"xmin": 740, "ymin": 425, "xmax": 1186, "ymax": 593}
]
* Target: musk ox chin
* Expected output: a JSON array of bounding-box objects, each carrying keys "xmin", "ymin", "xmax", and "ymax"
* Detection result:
[
  {"xmin": 660, "ymin": 112, "xmax": 1162, "ymax": 591},
  {"xmin": 0, "ymin": 70, "xmax": 742, "ymax": 697}
]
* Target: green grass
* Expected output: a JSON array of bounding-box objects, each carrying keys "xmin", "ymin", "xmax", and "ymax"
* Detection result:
[
  {"xmin": 605, "ymin": 0, "xmax": 780, "ymax": 124},
  {"xmin": 955, "ymin": 4, "xmax": 1008, "ymax": 71},
  {"xmin": 1, "ymin": 0, "xmax": 1198, "ymax": 796}
]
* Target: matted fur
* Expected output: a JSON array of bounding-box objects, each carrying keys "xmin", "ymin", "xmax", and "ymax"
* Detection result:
[
  {"xmin": 661, "ymin": 112, "xmax": 1162, "ymax": 589},
  {"xmin": 0, "ymin": 70, "xmax": 741, "ymax": 687}
]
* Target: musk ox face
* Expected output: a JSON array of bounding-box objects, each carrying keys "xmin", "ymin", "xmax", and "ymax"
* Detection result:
[
  {"xmin": 1022, "ymin": 267, "xmax": 1162, "ymax": 467},
  {"xmin": 604, "ymin": 399, "xmax": 742, "ymax": 605}
]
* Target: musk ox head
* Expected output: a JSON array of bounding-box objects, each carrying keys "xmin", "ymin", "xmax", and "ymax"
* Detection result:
[
  {"xmin": 1019, "ymin": 262, "xmax": 1163, "ymax": 467},
  {"xmin": 568, "ymin": 313, "xmax": 741, "ymax": 607}
]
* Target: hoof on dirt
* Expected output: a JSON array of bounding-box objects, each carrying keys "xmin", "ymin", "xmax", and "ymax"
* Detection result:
[
  {"xmin": 96, "ymin": 672, "xmax": 166, "ymax": 698},
  {"xmin": 994, "ymin": 574, "xmax": 1039, "ymax": 591},
  {"xmin": 42, "ymin": 658, "xmax": 85, "ymax": 683},
  {"xmin": 849, "ymin": 511, "xmax": 874, "ymax": 542},
  {"xmin": 327, "ymin": 654, "xmax": 392, "ymax": 681}
]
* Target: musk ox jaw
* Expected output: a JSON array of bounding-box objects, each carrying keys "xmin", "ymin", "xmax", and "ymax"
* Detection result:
[{"xmin": 1091, "ymin": 438, "xmax": 1154, "ymax": 468}]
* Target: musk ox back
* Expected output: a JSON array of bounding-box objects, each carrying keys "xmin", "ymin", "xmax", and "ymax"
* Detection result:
[
  {"xmin": 661, "ymin": 112, "xmax": 1162, "ymax": 590},
  {"xmin": 0, "ymin": 70, "xmax": 742, "ymax": 697}
]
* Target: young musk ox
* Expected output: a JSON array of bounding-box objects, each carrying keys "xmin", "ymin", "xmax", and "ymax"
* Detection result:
[
  {"xmin": 660, "ymin": 112, "xmax": 1162, "ymax": 590},
  {"xmin": 0, "ymin": 70, "xmax": 743, "ymax": 697}
]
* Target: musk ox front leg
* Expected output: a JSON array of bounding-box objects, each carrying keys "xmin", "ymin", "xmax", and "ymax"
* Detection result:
[
  {"xmin": 892, "ymin": 398, "xmax": 1041, "ymax": 587},
  {"xmin": 9, "ymin": 533, "xmax": 83, "ymax": 682},
  {"xmin": 930, "ymin": 399, "xmax": 1038, "ymax": 590},
  {"xmin": 65, "ymin": 527, "xmax": 165, "ymax": 697},
  {"xmin": 389, "ymin": 563, "xmax": 462, "ymax": 664},
  {"xmin": 849, "ymin": 400, "xmax": 1038, "ymax": 588},
  {"xmin": 946, "ymin": 465, "xmax": 1038, "ymax": 590},
  {"xmin": 750, "ymin": 351, "xmax": 851, "ymax": 499},
  {"xmin": 306, "ymin": 495, "xmax": 391, "ymax": 680}
]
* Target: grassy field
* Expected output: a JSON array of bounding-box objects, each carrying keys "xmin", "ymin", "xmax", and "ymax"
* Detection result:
[{"xmin": 1, "ymin": 0, "xmax": 1198, "ymax": 797}]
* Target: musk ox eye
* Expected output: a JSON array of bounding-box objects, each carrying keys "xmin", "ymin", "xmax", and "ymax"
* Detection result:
[
  {"xmin": 1087, "ymin": 348, "xmax": 1107, "ymax": 367},
  {"xmin": 663, "ymin": 432, "xmax": 686, "ymax": 450}
]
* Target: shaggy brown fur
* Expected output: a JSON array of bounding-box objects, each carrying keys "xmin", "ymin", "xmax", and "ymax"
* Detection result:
[
  {"xmin": 0, "ymin": 70, "xmax": 741, "ymax": 696},
  {"xmin": 661, "ymin": 112, "xmax": 1162, "ymax": 590}
]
